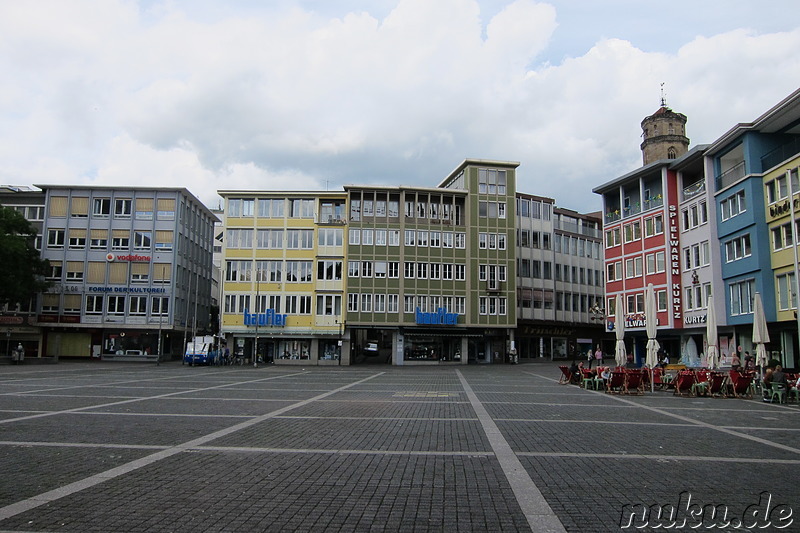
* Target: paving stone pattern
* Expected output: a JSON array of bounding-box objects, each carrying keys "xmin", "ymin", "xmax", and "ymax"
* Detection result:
[{"xmin": 0, "ymin": 361, "xmax": 798, "ymax": 532}]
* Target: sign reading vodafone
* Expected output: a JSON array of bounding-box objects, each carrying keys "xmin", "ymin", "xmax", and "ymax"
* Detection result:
[{"xmin": 106, "ymin": 253, "xmax": 151, "ymax": 262}]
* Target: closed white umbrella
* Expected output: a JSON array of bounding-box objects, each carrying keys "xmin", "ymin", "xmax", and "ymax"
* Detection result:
[
  {"xmin": 706, "ymin": 296, "xmax": 718, "ymax": 369},
  {"xmin": 752, "ymin": 292, "xmax": 770, "ymax": 378},
  {"xmin": 615, "ymin": 294, "xmax": 627, "ymax": 367},
  {"xmin": 645, "ymin": 284, "xmax": 660, "ymax": 392}
]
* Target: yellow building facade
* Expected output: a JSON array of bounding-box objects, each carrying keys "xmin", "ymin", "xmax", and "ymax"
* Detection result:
[{"xmin": 218, "ymin": 191, "xmax": 348, "ymax": 365}]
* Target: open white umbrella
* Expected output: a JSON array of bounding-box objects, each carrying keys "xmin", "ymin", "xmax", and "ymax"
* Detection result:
[
  {"xmin": 753, "ymin": 292, "xmax": 770, "ymax": 378},
  {"xmin": 706, "ymin": 296, "xmax": 718, "ymax": 369},
  {"xmin": 615, "ymin": 294, "xmax": 627, "ymax": 367},
  {"xmin": 645, "ymin": 284, "xmax": 660, "ymax": 392}
]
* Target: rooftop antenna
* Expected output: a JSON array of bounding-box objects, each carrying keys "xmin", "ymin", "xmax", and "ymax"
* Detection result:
[{"xmin": 660, "ymin": 82, "xmax": 667, "ymax": 108}]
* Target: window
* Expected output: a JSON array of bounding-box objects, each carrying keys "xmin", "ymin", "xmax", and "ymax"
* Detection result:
[
  {"xmin": 111, "ymin": 232, "xmax": 130, "ymax": 250},
  {"xmin": 454, "ymin": 264, "xmax": 466, "ymax": 280},
  {"xmin": 627, "ymin": 293, "xmax": 644, "ymax": 314},
  {"xmin": 68, "ymin": 229, "xmax": 87, "ymax": 249},
  {"xmin": 683, "ymin": 242, "xmax": 710, "ymax": 270},
  {"xmin": 772, "ymin": 223, "xmax": 793, "ymax": 251},
  {"xmin": 350, "ymin": 199, "xmax": 361, "ymax": 221},
  {"xmin": 107, "ymin": 296, "xmax": 126, "ymax": 315},
  {"xmin": 455, "ymin": 233, "xmax": 466, "ymax": 248},
  {"xmin": 228, "ymin": 229, "xmax": 254, "ymax": 248},
  {"xmin": 317, "ymin": 260, "xmax": 342, "ymax": 281},
  {"xmin": 777, "ymin": 272, "xmax": 797, "ymax": 310},
  {"xmin": 388, "ymin": 230, "xmax": 400, "ymax": 246},
  {"xmin": 152, "ymin": 297, "xmax": 169, "ymax": 316},
  {"xmin": 387, "ymin": 294, "xmax": 399, "ymax": 313},
  {"xmin": 114, "ymin": 199, "xmax": 132, "ymax": 217},
  {"xmin": 70, "ymin": 197, "xmax": 88, "ymax": 218},
  {"xmin": 134, "ymin": 231, "xmax": 152, "ymax": 250},
  {"xmin": 290, "ymin": 199, "xmax": 314, "ymax": 218},
  {"xmin": 374, "ymin": 261, "xmax": 387, "ymax": 278},
  {"xmin": 348, "ymin": 293, "xmax": 359, "ymax": 312},
  {"xmin": 135, "ymin": 198, "xmax": 153, "ymax": 220},
  {"xmin": 361, "ymin": 261, "xmax": 372, "ymax": 278},
  {"xmin": 93, "ymin": 198, "xmax": 111, "ymax": 217},
  {"xmin": 348, "ymin": 261, "xmax": 360, "ymax": 278},
  {"xmin": 316, "ymin": 294, "xmax": 341, "ymax": 316},
  {"xmin": 155, "ymin": 231, "xmax": 173, "ymax": 251},
  {"xmin": 285, "ymin": 261, "xmax": 312, "ymax": 282},
  {"xmin": 90, "ymin": 230, "xmax": 108, "ymax": 250},
  {"xmin": 388, "ymin": 262, "xmax": 399, "ymax": 278},
  {"xmin": 362, "ymin": 229, "xmax": 373, "ymax": 245},
  {"xmin": 361, "ymin": 294, "xmax": 372, "ymax": 312},
  {"xmin": 86, "ymin": 295, "xmax": 103, "ymax": 314},
  {"xmin": 226, "ymin": 260, "xmax": 252, "ymax": 282},
  {"xmin": 66, "ymin": 262, "xmax": 84, "ymax": 282},
  {"xmin": 442, "ymin": 232, "xmax": 453, "ymax": 248},
  {"xmin": 646, "ymin": 251, "xmax": 666, "ymax": 274},
  {"xmin": 375, "ymin": 229, "xmax": 387, "ymax": 246},
  {"xmin": 129, "ymin": 296, "xmax": 147, "ymax": 316},
  {"xmin": 349, "ymin": 229, "xmax": 361, "ymax": 245},
  {"xmin": 157, "ymin": 198, "xmax": 176, "ymax": 220},
  {"xmin": 645, "ymin": 215, "xmax": 663, "ymax": 237},
  {"xmin": 607, "ymin": 261, "xmax": 622, "ymax": 282},
  {"xmin": 729, "ymin": 279, "xmax": 755, "ymax": 316},
  {"xmin": 404, "ymin": 230, "xmax": 415, "ymax": 246},
  {"xmin": 605, "ymin": 228, "xmax": 621, "ymax": 248},
  {"xmin": 285, "ymin": 295, "xmax": 311, "ymax": 314},
  {"xmin": 623, "ymin": 221, "xmax": 641, "ymax": 243},
  {"xmin": 256, "ymin": 261, "xmax": 282, "ymax": 282},
  {"xmin": 130, "ymin": 263, "xmax": 149, "ymax": 283},
  {"xmin": 286, "ymin": 229, "xmax": 313, "ymax": 249},
  {"xmin": 47, "ymin": 229, "xmax": 65, "ymax": 248},
  {"xmin": 720, "ymin": 191, "xmax": 746, "ymax": 221},
  {"xmin": 725, "ymin": 234, "xmax": 751, "ymax": 262}
]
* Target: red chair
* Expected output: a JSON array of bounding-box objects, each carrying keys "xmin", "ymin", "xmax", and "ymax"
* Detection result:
[
  {"xmin": 727, "ymin": 370, "xmax": 753, "ymax": 399},
  {"xmin": 624, "ymin": 369, "xmax": 645, "ymax": 395},
  {"xmin": 606, "ymin": 371, "xmax": 626, "ymax": 394},
  {"xmin": 673, "ymin": 370, "xmax": 695, "ymax": 396},
  {"xmin": 707, "ymin": 372, "xmax": 727, "ymax": 397},
  {"xmin": 558, "ymin": 365, "xmax": 573, "ymax": 385}
]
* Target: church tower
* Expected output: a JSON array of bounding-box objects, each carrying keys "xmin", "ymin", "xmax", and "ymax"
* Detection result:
[{"xmin": 640, "ymin": 90, "xmax": 689, "ymax": 165}]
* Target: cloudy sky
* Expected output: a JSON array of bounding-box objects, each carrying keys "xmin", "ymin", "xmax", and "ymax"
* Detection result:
[{"xmin": 2, "ymin": 0, "xmax": 799, "ymax": 212}]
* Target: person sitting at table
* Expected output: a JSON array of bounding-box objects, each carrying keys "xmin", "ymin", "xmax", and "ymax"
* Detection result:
[
  {"xmin": 569, "ymin": 361, "xmax": 583, "ymax": 384},
  {"xmin": 772, "ymin": 365, "xmax": 788, "ymax": 388}
]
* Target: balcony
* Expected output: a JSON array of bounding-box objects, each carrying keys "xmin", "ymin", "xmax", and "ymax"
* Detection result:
[
  {"xmin": 683, "ymin": 181, "xmax": 706, "ymax": 200},
  {"xmin": 761, "ymin": 136, "xmax": 800, "ymax": 171},
  {"xmin": 715, "ymin": 161, "xmax": 746, "ymax": 190}
]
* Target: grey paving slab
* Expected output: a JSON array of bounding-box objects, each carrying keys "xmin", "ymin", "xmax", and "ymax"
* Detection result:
[
  {"xmin": 207, "ymin": 417, "xmax": 491, "ymax": 453},
  {"xmin": 0, "ymin": 444, "xmax": 155, "ymax": 507},
  {"xmin": 485, "ymin": 402, "xmax": 683, "ymax": 424},
  {"xmin": 0, "ymin": 451, "xmax": 532, "ymax": 533},
  {"xmin": 82, "ymin": 398, "xmax": 299, "ymax": 417},
  {"xmin": 521, "ymin": 456, "xmax": 799, "ymax": 533},
  {"xmin": 1, "ymin": 413, "xmax": 240, "ymax": 446},
  {"xmin": 0, "ymin": 395, "xmax": 127, "ymax": 411},
  {"xmin": 286, "ymin": 399, "xmax": 476, "ymax": 419}
]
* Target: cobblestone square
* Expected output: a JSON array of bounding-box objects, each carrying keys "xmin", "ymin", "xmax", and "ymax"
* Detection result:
[{"xmin": 1, "ymin": 361, "xmax": 798, "ymax": 532}]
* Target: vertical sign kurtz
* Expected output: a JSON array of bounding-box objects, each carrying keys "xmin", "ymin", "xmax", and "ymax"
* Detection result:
[{"xmin": 668, "ymin": 203, "xmax": 682, "ymax": 326}]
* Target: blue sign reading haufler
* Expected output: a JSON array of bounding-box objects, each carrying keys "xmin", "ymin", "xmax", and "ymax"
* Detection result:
[
  {"xmin": 243, "ymin": 309, "xmax": 287, "ymax": 327},
  {"xmin": 415, "ymin": 307, "xmax": 458, "ymax": 325}
]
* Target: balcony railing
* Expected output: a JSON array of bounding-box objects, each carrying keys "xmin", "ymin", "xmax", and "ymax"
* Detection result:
[
  {"xmin": 715, "ymin": 161, "xmax": 746, "ymax": 190},
  {"xmin": 683, "ymin": 181, "xmax": 706, "ymax": 200},
  {"xmin": 761, "ymin": 136, "xmax": 800, "ymax": 171}
]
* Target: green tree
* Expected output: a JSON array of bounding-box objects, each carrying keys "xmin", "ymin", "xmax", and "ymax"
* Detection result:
[{"xmin": 0, "ymin": 206, "xmax": 51, "ymax": 306}]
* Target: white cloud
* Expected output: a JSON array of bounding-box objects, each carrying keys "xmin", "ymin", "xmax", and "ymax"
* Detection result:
[{"xmin": 1, "ymin": 0, "xmax": 799, "ymax": 213}]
